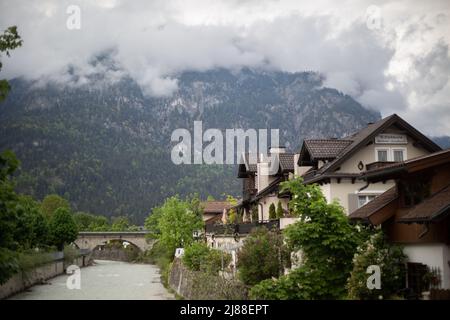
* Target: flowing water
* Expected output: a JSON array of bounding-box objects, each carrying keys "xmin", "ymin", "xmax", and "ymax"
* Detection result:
[{"xmin": 9, "ymin": 260, "xmax": 174, "ymax": 300}]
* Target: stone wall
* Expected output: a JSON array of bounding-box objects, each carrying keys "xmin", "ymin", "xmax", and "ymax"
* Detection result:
[
  {"xmin": 168, "ymin": 258, "xmax": 248, "ymax": 300},
  {"xmin": 0, "ymin": 254, "xmax": 90, "ymax": 300}
]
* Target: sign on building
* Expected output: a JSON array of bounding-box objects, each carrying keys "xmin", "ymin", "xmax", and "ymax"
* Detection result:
[{"xmin": 375, "ymin": 133, "xmax": 407, "ymax": 144}]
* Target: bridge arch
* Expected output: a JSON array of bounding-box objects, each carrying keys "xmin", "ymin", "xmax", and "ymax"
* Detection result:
[{"xmin": 74, "ymin": 231, "xmax": 153, "ymax": 252}]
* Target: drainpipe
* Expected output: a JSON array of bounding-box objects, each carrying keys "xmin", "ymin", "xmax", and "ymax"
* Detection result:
[
  {"xmin": 358, "ymin": 180, "xmax": 370, "ymax": 192},
  {"xmin": 419, "ymin": 224, "xmax": 429, "ymax": 239}
]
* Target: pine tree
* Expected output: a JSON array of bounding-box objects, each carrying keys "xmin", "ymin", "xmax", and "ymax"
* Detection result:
[
  {"xmin": 269, "ymin": 203, "xmax": 276, "ymax": 220},
  {"xmin": 276, "ymin": 201, "xmax": 284, "ymax": 219}
]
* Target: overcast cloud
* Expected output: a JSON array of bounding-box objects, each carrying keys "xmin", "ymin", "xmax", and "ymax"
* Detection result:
[{"xmin": 0, "ymin": 0, "xmax": 449, "ymax": 135}]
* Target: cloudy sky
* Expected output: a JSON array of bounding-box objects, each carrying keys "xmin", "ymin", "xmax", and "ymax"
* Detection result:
[{"xmin": 1, "ymin": 0, "xmax": 449, "ymax": 135}]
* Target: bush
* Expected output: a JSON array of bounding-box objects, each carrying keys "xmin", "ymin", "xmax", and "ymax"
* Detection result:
[
  {"xmin": 145, "ymin": 241, "xmax": 174, "ymax": 287},
  {"xmin": 276, "ymin": 201, "xmax": 284, "ymax": 219},
  {"xmin": 347, "ymin": 229, "xmax": 406, "ymax": 300},
  {"xmin": 237, "ymin": 227, "xmax": 289, "ymax": 286},
  {"xmin": 269, "ymin": 203, "xmax": 276, "ymax": 220},
  {"xmin": 183, "ymin": 242, "xmax": 231, "ymax": 275}
]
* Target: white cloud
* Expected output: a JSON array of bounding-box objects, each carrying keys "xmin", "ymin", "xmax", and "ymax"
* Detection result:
[{"xmin": 0, "ymin": 0, "xmax": 449, "ymax": 134}]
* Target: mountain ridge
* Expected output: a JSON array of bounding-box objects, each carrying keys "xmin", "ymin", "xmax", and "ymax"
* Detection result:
[{"xmin": 0, "ymin": 68, "xmax": 407, "ymax": 223}]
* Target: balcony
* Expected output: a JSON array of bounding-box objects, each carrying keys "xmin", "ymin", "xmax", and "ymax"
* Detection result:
[
  {"xmin": 365, "ymin": 161, "xmax": 397, "ymax": 171},
  {"xmin": 205, "ymin": 220, "xmax": 280, "ymax": 235}
]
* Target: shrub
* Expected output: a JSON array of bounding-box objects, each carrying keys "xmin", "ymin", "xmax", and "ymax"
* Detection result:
[
  {"xmin": 347, "ymin": 229, "xmax": 406, "ymax": 300},
  {"xmin": 183, "ymin": 242, "xmax": 231, "ymax": 275},
  {"xmin": 269, "ymin": 203, "xmax": 276, "ymax": 220},
  {"xmin": 183, "ymin": 242, "xmax": 210, "ymax": 271},
  {"xmin": 145, "ymin": 241, "xmax": 174, "ymax": 287},
  {"xmin": 276, "ymin": 201, "xmax": 284, "ymax": 219},
  {"xmin": 237, "ymin": 227, "xmax": 289, "ymax": 286}
]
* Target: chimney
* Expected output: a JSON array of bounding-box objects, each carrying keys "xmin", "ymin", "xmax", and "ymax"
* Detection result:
[{"xmin": 269, "ymin": 145, "xmax": 286, "ymax": 154}]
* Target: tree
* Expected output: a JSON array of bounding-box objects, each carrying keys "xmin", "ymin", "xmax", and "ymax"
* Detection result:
[
  {"xmin": 48, "ymin": 207, "xmax": 78, "ymax": 250},
  {"xmin": 268, "ymin": 203, "xmax": 276, "ymax": 220},
  {"xmin": 111, "ymin": 216, "xmax": 130, "ymax": 231},
  {"xmin": 144, "ymin": 207, "xmax": 163, "ymax": 239},
  {"xmin": 250, "ymin": 177, "xmax": 368, "ymax": 299},
  {"xmin": 14, "ymin": 195, "xmax": 49, "ymax": 249},
  {"xmin": 73, "ymin": 211, "xmax": 109, "ymax": 231},
  {"xmin": 237, "ymin": 227, "xmax": 289, "ymax": 286},
  {"xmin": 0, "ymin": 26, "xmax": 22, "ymax": 102},
  {"xmin": 347, "ymin": 229, "xmax": 406, "ymax": 299},
  {"xmin": 276, "ymin": 201, "xmax": 284, "ymax": 219},
  {"xmin": 0, "ymin": 150, "xmax": 20, "ymax": 250},
  {"xmin": 251, "ymin": 205, "xmax": 258, "ymax": 222},
  {"xmin": 156, "ymin": 195, "xmax": 204, "ymax": 254},
  {"xmin": 41, "ymin": 194, "xmax": 70, "ymax": 219}
]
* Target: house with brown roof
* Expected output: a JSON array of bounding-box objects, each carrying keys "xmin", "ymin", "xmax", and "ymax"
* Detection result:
[
  {"xmin": 349, "ymin": 149, "xmax": 450, "ymax": 291},
  {"xmin": 237, "ymin": 146, "xmax": 294, "ymax": 222},
  {"xmin": 200, "ymin": 200, "xmax": 232, "ymax": 225},
  {"xmin": 296, "ymin": 114, "xmax": 441, "ymax": 215}
]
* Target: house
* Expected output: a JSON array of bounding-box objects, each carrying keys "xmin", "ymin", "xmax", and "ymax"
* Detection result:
[
  {"xmin": 296, "ymin": 114, "xmax": 441, "ymax": 214},
  {"xmin": 349, "ymin": 149, "xmax": 450, "ymax": 291},
  {"xmin": 237, "ymin": 146, "xmax": 294, "ymax": 222},
  {"xmin": 200, "ymin": 200, "xmax": 232, "ymax": 225}
]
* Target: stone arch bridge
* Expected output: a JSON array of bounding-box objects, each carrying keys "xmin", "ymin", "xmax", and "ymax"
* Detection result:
[{"xmin": 74, "ymin": 231, "xmax": 154, "ymax": 252}]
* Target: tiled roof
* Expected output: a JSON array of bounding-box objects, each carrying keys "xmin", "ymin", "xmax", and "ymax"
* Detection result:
[
  {"xmin": 241, "ymin": 152, "xmax": 295, "ymax": 174},
  {"xmin": 303, "ymin": 139, "xmax": 352, "ymax": 160},
  {"xmin": 349, "ymin": 187, "xmax": 398, "ymax": 222},
  {"xmin": 398, "ymin": 185, "xmax": 450, "ymax": 222},
  {"xmin": 278, "ymin": 153, "xmax": 295, "ymax": 172},
  {"xmin": 201, "ymin": 201, "xmax": 232, "ymax": 214}
]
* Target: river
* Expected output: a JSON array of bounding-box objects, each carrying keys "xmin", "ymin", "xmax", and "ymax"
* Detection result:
[{"xmin": 9, "ymin": 260, "xmax": 174, "ymax": 300}]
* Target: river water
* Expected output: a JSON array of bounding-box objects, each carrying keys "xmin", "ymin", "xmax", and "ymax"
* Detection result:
[{"xmin": 10, "ymin": 260, "xmax": 174, "ymax": 300}]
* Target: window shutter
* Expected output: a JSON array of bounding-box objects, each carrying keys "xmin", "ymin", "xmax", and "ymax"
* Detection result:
[{"xmin": 348, "ymin": 194, "xmax": 359, "ymax": 214}]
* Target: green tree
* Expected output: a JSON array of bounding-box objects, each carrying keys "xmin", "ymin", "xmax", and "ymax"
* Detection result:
[
  {"xmin": 250, "ymin": 177, "xmax": 367, "ymax": 299},
  {"xmin": 0, "ymin": 150, "xmax": 20, "ymax": 250},
  {"xmin": 251, "ymin": 205, "xmax": 258, "ymax": 222},
  {"xmin": 0, "ymin": 26, "xmax": 22, "ymax": 102},
  {"xmin": 144, "ymin": 207, "xmax": 163, "ymax": 239},
  {"xmin": 276, "ymin": 201, "xmax": 284, "ymax": 219},
  {"xmin": 111, "ymin": 216, "xmax": 130, "ymax": 231},
  {"xmin": 41, "ymin": 194, "xmax": 70, "ymax": 219},
  {"xmin": 156, "ymin": 195, "xmax": 204, "ymax": 254},
  {"xmin": 237, "ymin": 227, "xmax": 289, "ymax": 286},
  {"xmin": 73, "ymin": 211, "xmax": 109, "ymax": 231},
  {"xmin": 14, "ymin": 195, "xmax": 49, "ymax": 249},
  {"xmin": 347, "ymin": 229, "xmax": 406, "ymax": 299},
  {"xmin": 269, "ymin": 203, "xmax": 276, "ymax": 220},
  {"xmin": 48, "ymin": 207, "xmax": 78, "ymax": 250}
]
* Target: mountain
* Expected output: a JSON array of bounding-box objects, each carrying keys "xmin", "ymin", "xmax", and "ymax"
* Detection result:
[
  {"xmin": 432, "ymin": 136, "xmax": 450, "ymax": 149},
  {"xmin": 0, "ymin": 67, "xmax": 381, "ymax": 223}
]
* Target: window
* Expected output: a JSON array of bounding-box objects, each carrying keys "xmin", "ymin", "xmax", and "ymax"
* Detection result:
[
  {"xmin": 358, "ymin": 195, "xmax": 376, "ymax": 208},
  {"xmin": 375, "ymin": 147, "xmax": 407, "ymax": 162},
  {"xmin": 376, "ymin": 149, "xmax": 388, "ymax": 162},
  {"xmin": 393, "ymin": 149, "xmax": 405, "ymax": 161}
]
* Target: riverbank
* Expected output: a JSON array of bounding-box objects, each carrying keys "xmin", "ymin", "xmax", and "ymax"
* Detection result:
[
  {"xmin": 0, "ymin": 252, "xmax": 89, "ymax": 300},
  {"xmin": 9, "ymin": 260, "xmax": 174, "ymax": 300}
]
